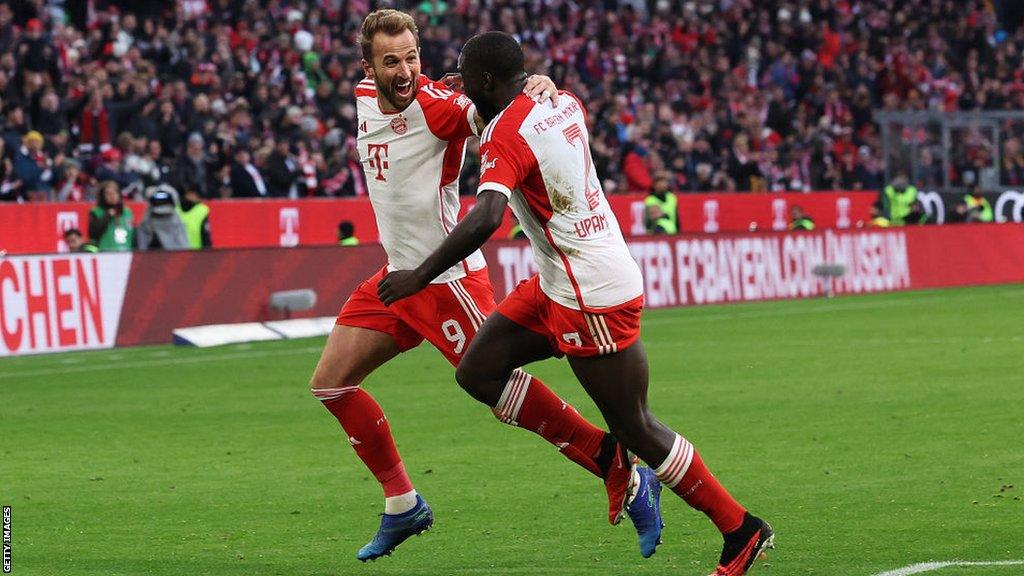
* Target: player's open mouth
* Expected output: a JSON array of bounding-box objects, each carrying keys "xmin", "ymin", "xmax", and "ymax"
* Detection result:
[{"xmin": 395, "ymin": 78, "xmax": 413, "ymax": 98}]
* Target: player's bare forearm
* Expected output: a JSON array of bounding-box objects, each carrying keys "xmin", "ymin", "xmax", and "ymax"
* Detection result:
[
  {"xmin": 416, "ymin": 190, "xmax": 508, "ymax": 280},
  {"xmin": 377, "ymin": 191, "xmax": 509, "ymax": 305}
]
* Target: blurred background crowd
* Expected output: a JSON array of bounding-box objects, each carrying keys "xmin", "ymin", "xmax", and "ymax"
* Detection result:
[{"xmin": 0, "ymin": 0, "xmax": 1022, "ymax": 208}]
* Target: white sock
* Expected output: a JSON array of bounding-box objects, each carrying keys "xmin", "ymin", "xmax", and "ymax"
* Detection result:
[
  {"xmin": 384, "ymin": 489, "xmax": 418, "ymax": 515},
  {"xmin": 627, "ymin": 467, "xmax": 642, "ymax": 505}
]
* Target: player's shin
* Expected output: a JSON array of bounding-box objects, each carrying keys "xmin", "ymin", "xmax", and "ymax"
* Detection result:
[
  {"xmin": 312, "ymin": 387, "xmax": 416, "ymax": 513},
  {"xmin": 654, "ymin": 433, "xmax": 747, "ymax": 534},
  {"xmin": 491, "ymin": 369, "xmax": 607, "ymax": 478}
]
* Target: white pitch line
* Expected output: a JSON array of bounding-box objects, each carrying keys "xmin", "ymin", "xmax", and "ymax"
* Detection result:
[
  {"xmin": 871, "ymin": 560, "xmax": 1024, "ymax": 576},
  {"xmin": 2, "ymin": 346, "xmax": 323, "ymax": 379}
]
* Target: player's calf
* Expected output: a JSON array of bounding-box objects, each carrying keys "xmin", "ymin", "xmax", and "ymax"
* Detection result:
[
  {"xmin": 312, "ymin": 386, "xmax": 415, "ymax": 502},
  {"xmin": 487, "ymin": 368, "xmax": 662, "ymax": 547},
  {"xmin": 602, "ymin": 412, "xmax": 676, "ymax": 471},
  {"xmin": 488, "ymin": 369, "xmax": 610, "ymax": 476}
]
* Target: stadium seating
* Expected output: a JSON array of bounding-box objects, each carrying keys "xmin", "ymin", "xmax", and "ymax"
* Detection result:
[{"xmin": 0, "ymin": 0, "xmax": 1020, "ymax": 205}]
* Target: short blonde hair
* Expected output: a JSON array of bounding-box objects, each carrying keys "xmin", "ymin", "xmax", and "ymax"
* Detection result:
[{"xmin": 358, "ymin": 9, "xmax": 419, "ymax": 61}]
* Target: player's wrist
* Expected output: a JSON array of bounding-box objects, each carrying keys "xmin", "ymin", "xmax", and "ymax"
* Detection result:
[{"xmin": 412, "ymin": 267, "xmax": 431, "ymax": 288}]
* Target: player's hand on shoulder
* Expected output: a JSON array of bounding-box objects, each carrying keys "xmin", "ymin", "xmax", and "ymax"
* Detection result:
[
  {"xmin": 378, "ymin": 269, "xmax": 428, "ymax": 306},
  {"xmin": 440, "ymin": 72, "xmax": 464, "ymax": 92},
  {"xmin": 524, "ymin": 74, "xmax": 559, "ymax": 107}
]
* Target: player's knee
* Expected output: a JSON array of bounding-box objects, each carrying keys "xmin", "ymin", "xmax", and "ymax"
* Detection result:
[
  {"xmin": 309, "ymin": 366, "xmax": 361, "ymax": 399},
  {"xmin": 454, "ymin": 362, "xmax": 477, "ymax": 393},
  {"xmin": 308, "ymin": 371, "xmax": 332, "ymax": 391},
  {"xmin": 455, "ymin": 362, "xmax": 491, "ymax": 404},
  {"xmin": 308, "ymin": 366, "xmax": 360, "ymax": 391}
]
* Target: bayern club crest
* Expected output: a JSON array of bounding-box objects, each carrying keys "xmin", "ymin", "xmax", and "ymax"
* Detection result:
[{"xmin": 390, "ymin": 116, "xmax": 408, "ymax": 135}]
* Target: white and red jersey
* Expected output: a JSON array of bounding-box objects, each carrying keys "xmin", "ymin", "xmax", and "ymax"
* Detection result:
[
  {"xmin": 477, "ymin": 92, "xmax": 643, "ymax": 312},
  {"xmin": 355, "ymin": 76, "xmax": 486, "ymax": 284}
]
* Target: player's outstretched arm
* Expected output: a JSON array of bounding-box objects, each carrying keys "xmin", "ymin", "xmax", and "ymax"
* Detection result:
[
  {"xmin": 470, "ymin": 74, "xmax": 558, "ymax": 132},
  {"xmin": 378, "ymin": 190, "xmax": 509, "ymax": 305}
]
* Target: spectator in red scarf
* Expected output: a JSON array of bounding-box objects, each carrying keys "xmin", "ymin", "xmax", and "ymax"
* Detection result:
[{"xmin": 79, "ymin": 91, "xmax": 111, "ymax": 155}]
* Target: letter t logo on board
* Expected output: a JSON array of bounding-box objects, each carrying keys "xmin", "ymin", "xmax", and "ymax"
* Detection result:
[
  {"xmin": 56, "ymin": 212, "xmax": 79, "ymax": 253},
  {"xmin": 279, "ymin": 208, "xmax": 300, "ymax": 247}
]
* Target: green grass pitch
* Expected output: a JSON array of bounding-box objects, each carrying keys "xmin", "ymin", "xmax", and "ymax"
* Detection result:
[{"xmin": 2, "ymin": 284, "xmax": 1023, "ymax": 575}]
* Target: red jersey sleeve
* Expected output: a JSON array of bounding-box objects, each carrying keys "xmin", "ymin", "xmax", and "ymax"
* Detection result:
[
  {"xmin": 476, "ymin": 133, "xmax": 535, "ymax": 199},
  {"xmin": 417, "ymin": 80, "xmax": 479, "ymax": 141}
]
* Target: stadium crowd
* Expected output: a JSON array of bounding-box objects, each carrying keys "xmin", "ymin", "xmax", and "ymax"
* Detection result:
[{"xmin": 0, "ymin": 0, "xmax": 1021, "ymax": 206}]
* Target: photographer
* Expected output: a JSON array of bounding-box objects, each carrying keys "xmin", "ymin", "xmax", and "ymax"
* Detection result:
[{"xmin": 136, "ymin": 185, "xmax": 189, "ymax": 250}]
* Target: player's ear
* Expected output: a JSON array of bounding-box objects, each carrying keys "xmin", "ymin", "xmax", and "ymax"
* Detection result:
[
  {"xmin": 361, "ymin": 59, "xmax": 374, "ymax": 80},
  {"xmin": 482, "ymin": 71, "xmax": 494, "ymax": 92}
]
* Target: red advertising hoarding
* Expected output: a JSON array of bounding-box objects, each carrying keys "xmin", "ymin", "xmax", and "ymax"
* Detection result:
[
  {"xmin": 115, "ymin": 244, "xmax": 387, "ymax": 347},
  {"xmin": 0, "ymin": 191, "xmax": 875, "ymax": 255},
  {"xmin": 3, "ymin": 223, "xmax": 1022, "ymax": 355},
  {"xmin": 484, "ymin": 225, "xmax": 1024, "ymax": 307}
]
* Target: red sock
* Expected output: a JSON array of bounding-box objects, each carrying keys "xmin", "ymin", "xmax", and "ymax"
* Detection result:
[
  {"xmin": 493, "ymin": 370, "xmax": 607, "ymax": 478},
  {"xmin": 655, "ymin": 433, "xmax": 746, "ymax": 534},
  {"xmin": 313, "ymin": 387, "xmax": 414, "ymax": 497}
]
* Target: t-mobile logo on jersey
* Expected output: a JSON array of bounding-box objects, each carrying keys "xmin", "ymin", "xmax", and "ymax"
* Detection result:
[{"xmin": 367, "ymin": 143, "xmax": 389, "ymax": 181}]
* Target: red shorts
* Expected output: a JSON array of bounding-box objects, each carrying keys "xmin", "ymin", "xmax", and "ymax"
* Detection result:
[
  {"xmin": 497, "ymin": 276, "xmax": 643, "ymax": 358},
  {"xmin": 336, "ymin": 266, "xmax": 496, "ymax": 366}
]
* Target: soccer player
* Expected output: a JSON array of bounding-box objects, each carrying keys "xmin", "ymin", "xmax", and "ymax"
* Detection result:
[
  {"xmin": 378, "ymin": 32, "xmax": 775, "ymax": 575},
  {"xmin": 309, "ymin": 10, "xmax": 661, "ymax": 562}
]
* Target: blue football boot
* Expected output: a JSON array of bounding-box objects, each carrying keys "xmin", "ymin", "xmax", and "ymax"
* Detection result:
[
  {"xmin": 626, "ymin": 466, "xmax": 664, "ymax": 558},
  {"xmin": 356, "ymin": 495, "xmax": 434, "ymax": 562}
]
